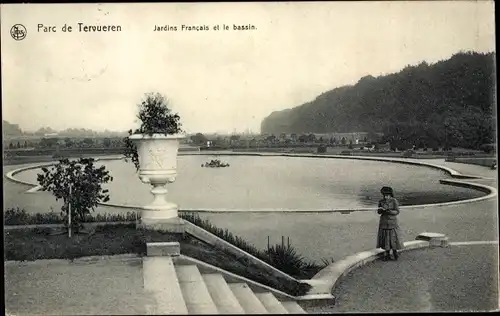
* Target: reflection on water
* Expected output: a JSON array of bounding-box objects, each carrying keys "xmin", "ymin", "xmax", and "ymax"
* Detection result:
[{"xmin": 17, "ymin": 155, "xmax": 485, "ymax": 210}]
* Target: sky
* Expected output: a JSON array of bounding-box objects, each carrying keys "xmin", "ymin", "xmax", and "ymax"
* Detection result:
[{"xmin": 1, "ymin": 1, "xmax": 495, "ymax": 134}]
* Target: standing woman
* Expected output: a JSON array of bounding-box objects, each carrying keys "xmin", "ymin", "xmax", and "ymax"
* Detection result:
[{"xmin": 377, "ymin": 186, "xmax": 403, "ymax": 260}]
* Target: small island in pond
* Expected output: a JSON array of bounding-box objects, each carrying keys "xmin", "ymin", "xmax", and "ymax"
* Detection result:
[{"xmin": 202, "ymin": 159, "xmax": 230, "ymax": 168}]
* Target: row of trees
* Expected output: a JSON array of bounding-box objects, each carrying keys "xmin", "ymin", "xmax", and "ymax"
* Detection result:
[
  {"xmin": 7, "ymin": 141, "xmax": 29, "ymax": 149},
  {"xmin": 263, "ymin": 134, "xmax": 370, "ymax": 145},
  {"xmin": 261, "ymin": 51, "xmax": 495, "ymax": 150},
  {"xmin": 2, "ymin": 120, "xmax": 128, "ymax": 138},
  {"xmin": 189, "ymin": 131, "xmax": 377, "ymax": 148},
  {"xmin": 5, "ymin": 137, "xmax": 126, "ymax": 150},
  {"xmin": 57, "ymin": 137, "xmax": 121, "ymax": 148}
]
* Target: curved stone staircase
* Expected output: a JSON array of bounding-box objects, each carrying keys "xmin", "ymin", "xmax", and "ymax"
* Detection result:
[{"xmin": 143, "ymin": 256, "xmax": 307, "ymax": 314}]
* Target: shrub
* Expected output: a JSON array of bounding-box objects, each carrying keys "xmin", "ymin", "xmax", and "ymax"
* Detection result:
[
  {"xmin": 81, "ymin": 211, "xmax": 138, "ymax": 223},
  {"xmin": 446, "ymin": 152, "xmax": 456, "ymax": 162},
  {"xmin": 3, "ymin": 208, "xmax": 138, "ymax": 226},
  {"xmin": 266, "ymin": 243, "xmax": 306, "ymax": 276},
  {"xmin": 179, "ymin": 212, "xmax": 325, "ymax": 279},
  {"xmin": 265, "ymin": 243, "xmax": 321, "ymax": 278},
  {"xmin": 4, "ymin": 207, "xmax": 33, "ymax": 225},
  {"xmin": 320, "ymin": 257, "xmax": 335, "ymax": 267},
  {"xmin": 123, "ymin": 92, "xmax": 183, "ymax": 171},
  {"xmin": 480, "ymin": 143, "xmax": 496, "ymax": 154},
  {"xmin": 136, "ymin": 92, "xmax": 183, "ymax": 136},
  {"xmin": 317, "ymin": 144, "xmax": 327, "ymax": 154},
  {"xmin": 4, "ymin": 208, "xmax": 64, "ymax": 225},
  {"xmin": 402, "ymin": 150, "xmax": 415, "ymax": 158}
]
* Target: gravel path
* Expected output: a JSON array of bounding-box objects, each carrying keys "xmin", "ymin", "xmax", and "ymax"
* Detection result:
[
  {"xmin": 5, "ymin": 258, "xmax": 154, "ymax": 315},
  {"xmin": 304, "ymin": 245, "xmax": 499, "ymax": 313}
]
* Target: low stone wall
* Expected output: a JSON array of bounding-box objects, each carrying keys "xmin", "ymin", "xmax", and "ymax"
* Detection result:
[
  {"xmin": 449, "ymin": 157, "xmax": 496, "ymax": 167},
  {"xmin": 304, "ymin": 233, "xmax": 448, "ymax": 296}
]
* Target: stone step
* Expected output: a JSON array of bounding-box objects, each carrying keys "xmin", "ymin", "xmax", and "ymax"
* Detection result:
[
  {"xmin": 202, "ymin": 273, "xmax": 245, "ymax": 314},
  {"xmin": 281, "ymin": 301, "xmax": 307, "ymax": 314},
  {"xmin": 176, "ymin": 265, "xmax": 219, "ymax": 315},
  {"xmin": 255, "ymin": 292, "xmax": 289, "ymax": 314},
  {"xmin": 143, "ymin": 257, "xmax": 188, "ymax": 315},
  {"xmin": 228, "ymin": 283, "xmax": 269, "ymax": 314}
]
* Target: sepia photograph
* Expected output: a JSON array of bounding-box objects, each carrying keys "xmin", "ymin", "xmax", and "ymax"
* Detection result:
[{"xmin": 2, "ymin": 1, "xmax": 497, "ymax": 314}]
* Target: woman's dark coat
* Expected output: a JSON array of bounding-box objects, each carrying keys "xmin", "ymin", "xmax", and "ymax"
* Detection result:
[{"xmin": 378, "ymin": 197, "xmax": 400, "ymax": 229}]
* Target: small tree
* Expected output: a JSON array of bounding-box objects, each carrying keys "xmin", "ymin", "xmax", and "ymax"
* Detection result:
[
  {"xmin": 37, "ymin": 158, "xmax": 113, "ymax": 235},
  {"xmin": 191, "ymin": 133, "xmax": 208, "ymax": 145}
]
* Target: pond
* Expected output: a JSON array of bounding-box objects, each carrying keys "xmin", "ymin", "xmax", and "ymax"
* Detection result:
[{"xmin": 15, "ymin": 155, "xmax": 485, "ymax": 211}]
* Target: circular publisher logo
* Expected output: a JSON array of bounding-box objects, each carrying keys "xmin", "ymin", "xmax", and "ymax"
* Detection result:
[{"xmin": 11, "ymin": 24, "xmax": 27, "ymax": 41}]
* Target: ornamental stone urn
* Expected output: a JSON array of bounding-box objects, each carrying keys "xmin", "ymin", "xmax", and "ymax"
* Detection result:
[{"xmin": 129, "ymin": 133, "xmax": 185, "ymax": 225}]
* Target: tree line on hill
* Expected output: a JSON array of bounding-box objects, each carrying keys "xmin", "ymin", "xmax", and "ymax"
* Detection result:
[
  {"xmin": 261, "ymin": 51, "xmax": 495, "ymax": 150},
  {"xmin": 2, "ymin": 121, "xmax": 127, "ymax": 138},
  {"xmin": 5, "ymin": 137, "xmax": 124, "ymax": 150}
]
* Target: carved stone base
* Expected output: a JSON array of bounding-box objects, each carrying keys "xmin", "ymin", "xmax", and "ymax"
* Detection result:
[
  {"xmin": 142, "ymin": 201, "xmax": 178, "ymax": 218},
  {"xmin": 137, "ymin": 215, "xmax": 186, "ymax": 234}
]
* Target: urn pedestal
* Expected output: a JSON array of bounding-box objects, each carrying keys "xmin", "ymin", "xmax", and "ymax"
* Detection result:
[{"xmin": 129, "ymin": 133, "xmax": 185, "ymax": 229}]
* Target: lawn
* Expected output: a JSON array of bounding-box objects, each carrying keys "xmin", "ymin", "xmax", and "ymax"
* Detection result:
[{"xmin": 4, "ymin": 223, "xmax": 311, "ymax": 296}]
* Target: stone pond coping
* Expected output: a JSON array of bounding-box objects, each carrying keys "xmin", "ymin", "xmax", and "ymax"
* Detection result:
[
  {"xmin": 303, "ymin": 232, "xmax": 449, "ymax": 296},
  {"xmin": 5, "ymin": 153, "xmax": 497, "ymax": 213}
]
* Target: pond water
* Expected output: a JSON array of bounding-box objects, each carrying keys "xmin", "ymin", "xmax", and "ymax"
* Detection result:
[{"xmin": 16, "ymin": 155, "xmax": 485, "ymax": 211}]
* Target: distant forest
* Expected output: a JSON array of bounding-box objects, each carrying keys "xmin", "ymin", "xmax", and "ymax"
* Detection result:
[
  {"xmin": 2, "ymin": 120, "xmax": 127, "ymax": 138},
  {"xmin": 261, "ymin": 51, "xmax": 496, "ymax": 149}
]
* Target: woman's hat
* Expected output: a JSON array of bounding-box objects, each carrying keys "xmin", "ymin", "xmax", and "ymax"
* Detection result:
[{"xmin": 380, "ymin": 186, "xmax": 393, "ymax": 195}]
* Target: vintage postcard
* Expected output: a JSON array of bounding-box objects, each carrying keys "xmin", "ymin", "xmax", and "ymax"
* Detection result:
[{"xmin": 2, "ymin": 1, "xmax": 497, "ymax": 314}]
